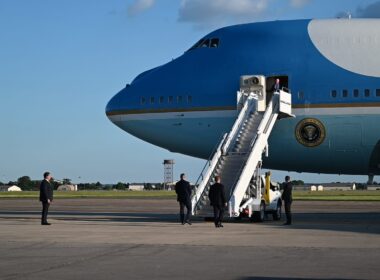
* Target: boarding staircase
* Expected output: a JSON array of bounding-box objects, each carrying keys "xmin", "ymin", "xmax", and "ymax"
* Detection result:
[{"xmin": 191, "ymin": 75, "xmax": 294, "ymax": 217}]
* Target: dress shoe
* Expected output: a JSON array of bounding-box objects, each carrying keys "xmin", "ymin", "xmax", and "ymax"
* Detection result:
[
  {"xmin": 218, "ymin": 224, "xmax": 224, "ymax": 228},
  {"xmin": 186, "ymin": 220, "xmax": 192, "ymax": 225},
  {"xmin": 41, "ymin": 222, "xmax": 51, "ymax": 225}
]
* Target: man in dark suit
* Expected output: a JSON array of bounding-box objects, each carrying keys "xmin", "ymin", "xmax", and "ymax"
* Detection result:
[
  {"xmin": 175, "ymin": 173, "xmax": 192, "ymax": 225},
  {"xmin": 39, "ymin": 172, "xmax": 53, "ymax": 225},
  {"xmin": 281, "ymin": 175, "xmax": 293, "ymax": 225},
  {"xmin": 208, "ymin": 175, "xmax": 227, "ymax": 228}
]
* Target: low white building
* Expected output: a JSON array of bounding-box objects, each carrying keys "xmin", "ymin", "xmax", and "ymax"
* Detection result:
[
  {"xmin": 8, "ymin": 185, "xmax": 22, "ymax": 192},
  {"xmin": 129, "ymin": 184, "xmax": 144, "ymax": 191},
  {"xmin": 57, "ymin": 185, "xmax": 78, "ymax": 191}
]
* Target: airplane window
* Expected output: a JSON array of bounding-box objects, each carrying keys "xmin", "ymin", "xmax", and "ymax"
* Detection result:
[
  {"xmin": 342, "ymin": 90, "xmax": 348, "ymax": 98},
  {"xmin": 140, "ymin": 97, "xmax": 146, "ymax": 104},
  {"xmin": 210, "ymin": 38, "xmax": 219, "ymax": 48},
  {"xmin": 168, "ymin": 96, "xmax": 173, "ymax": 103},
  {"xmin": 331, "ymin": 90, "xmax": 337, "ymax": 98},
  {"xmin": 298, "ymin": 91, "xmax": 304, "ymax": 100},
  {"xmin": 187, "ymin": 95, "xmax": 192, "ymax": 103},
  {"xmin": 376, "ymin": 89, "xmax": 380, "ymax": 97},
  {"xmin": 150, "ymin": 97, "xmax": 155, "ymax": 104},
  {"xmin": 365, "ymin": 89, "xmax": 371, "ymax": 97},
  {"xmin": 159, "ymin": 96, "xmax": 164, "ymax": 104},
  {"xmin": 177, "ymin": 96, "xmax": 183, "ymax": 103},
  {"xmin": 200, "ymin": 39, "xmax": 210, "ymax": 48},
  {"xmin": 188, "ymin": 39, "xmax": 204, "ymax": 51},
  {"xmin": 353, "ymin": 89, "xmax": 359, "ymax": 97},
  {"xmin": 187, "ymin": 38, "xmax": 220, "ymax": 51}
]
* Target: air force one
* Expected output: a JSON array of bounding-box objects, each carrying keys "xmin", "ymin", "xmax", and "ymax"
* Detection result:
[{"xmin": 106, "ymin": 19, "xmax": 380, "ymax": 183}]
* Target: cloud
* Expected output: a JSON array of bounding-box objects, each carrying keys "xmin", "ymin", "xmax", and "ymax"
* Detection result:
[
  {"xmin": 290, "ymin": 0, "xmax": 311, "ymax": 8},
  {"xmin": 178, "ymin": 0, "xmax": 269, "ymax": 29},
  {"xmin": 356, "ymin": 1, "xmax": 380, "ymax": 18},
  {"xmin": 128, "ymin": 0, "xmax": 155, "ymax": 17}
]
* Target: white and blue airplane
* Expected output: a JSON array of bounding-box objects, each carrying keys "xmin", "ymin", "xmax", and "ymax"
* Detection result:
[{"xmin": 106, "ymin": 19, "xmax": 380, "ymax": 183}]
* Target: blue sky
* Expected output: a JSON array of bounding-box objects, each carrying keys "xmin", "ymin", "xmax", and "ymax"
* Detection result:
[{"xmin": 1, "ymin": 0, "xmax": 379, "ymax": 184}]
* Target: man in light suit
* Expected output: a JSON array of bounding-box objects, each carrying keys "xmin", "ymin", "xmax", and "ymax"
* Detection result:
[{"xmin": 39, "ymin": 172, "xmax": 53, "ymax": 225}]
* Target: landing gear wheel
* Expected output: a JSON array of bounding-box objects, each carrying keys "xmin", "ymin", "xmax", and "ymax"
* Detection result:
[
  {"xmin": 251, "ymin": 201, "xmax": 265, "ymax": 223},
  {"xmin": 272, "ymin": 201, "xmax": 282, "ymax": 221}
]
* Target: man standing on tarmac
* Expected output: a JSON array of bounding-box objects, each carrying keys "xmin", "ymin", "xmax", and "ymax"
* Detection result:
[
  {"xmin": 282, "ymin": 175, "xmax": 293, "ymax": 225},
  {"xmin": 39, "ymin": 172, "xmax": 54, "ymax": 225},
  {"xmin": 175, "ymin": 173, "xmax": 192, "ymax": 225},
  {"xmin": 209, "ymin": 175, "xmax": 227, "ymax": 228}
]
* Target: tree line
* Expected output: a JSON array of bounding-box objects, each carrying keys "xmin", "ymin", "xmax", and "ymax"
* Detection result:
[{"xmin": 0, "ymin": 176, "xmax": 165, "ymax": 191}]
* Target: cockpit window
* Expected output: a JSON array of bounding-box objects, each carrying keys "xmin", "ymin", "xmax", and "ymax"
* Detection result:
[
  {"xmin": 187, "ymin": 38, "xmax": 220, "ymax": 51},
  {"xmin": 200, "ymin": 39, "xmax": 210, "ymax": 48},
  {"xmin": 210, "ymin": 38, "xmax": 219, "ymax": 48}
]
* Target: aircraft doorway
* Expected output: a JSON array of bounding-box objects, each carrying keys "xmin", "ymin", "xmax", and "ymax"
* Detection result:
[{"xmin": 266, "ymin": 76, "xmax": 289, "ymax": 105}]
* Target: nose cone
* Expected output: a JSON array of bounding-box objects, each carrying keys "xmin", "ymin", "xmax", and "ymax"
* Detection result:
[{"xmin": 105, "ymin": 86, "xmax": 128, "ymax": 117}]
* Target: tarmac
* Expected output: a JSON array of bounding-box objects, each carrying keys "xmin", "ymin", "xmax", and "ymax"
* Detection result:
[{"xmin": 0, "ymin": 199, "xmax": 379, "ymax": 280}]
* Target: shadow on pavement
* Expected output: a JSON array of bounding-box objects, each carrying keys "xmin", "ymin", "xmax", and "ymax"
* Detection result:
[{"xmin": 0, "ymin": 211, "xmax": 379, "ymax": 234}]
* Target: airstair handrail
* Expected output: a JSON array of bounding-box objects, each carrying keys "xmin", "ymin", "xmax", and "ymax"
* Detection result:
[
  {"xmin": 226, "ymin": 97, "xmax": 274, "ymax": 200},
  {"xmin": 222, "ymin": 94, "xmax": 257, "ymax": 155},
  {"xmin": 229, "ymin": 93, "xmax": 281, "ymax": 217},
  {"xmin": 191, "ymin": 133, "xmax": 227, "ymax": 214}
]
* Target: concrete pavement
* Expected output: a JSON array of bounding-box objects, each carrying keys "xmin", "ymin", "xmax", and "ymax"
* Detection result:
[{"xmin": 0, "ymin": 199, "xmax": 379, "ymax": 279}]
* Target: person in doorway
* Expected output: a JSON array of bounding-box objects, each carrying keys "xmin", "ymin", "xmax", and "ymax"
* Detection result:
[
  {"xmin": 175, "ymin": 173, "xmax": 192, "ymax": 225},
  {"xmin": 281, "ymin": 175, "xmax": 293, "ymax": 225},
  {"xmin": 39, "ymin": 172, "xmax": 54, "ymax": 225},
  {"xmin": 274, "ymin": 78, "xmax": 281, "ymax": 91},
  {"xmin": 208, "ymin": 175, "xmax": 227, "ymax": 228}
]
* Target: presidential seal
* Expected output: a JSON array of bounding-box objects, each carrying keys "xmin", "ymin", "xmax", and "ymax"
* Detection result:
[{"xmin": 295, "ymin": 118, "xmax": 326, "ymax": 147}]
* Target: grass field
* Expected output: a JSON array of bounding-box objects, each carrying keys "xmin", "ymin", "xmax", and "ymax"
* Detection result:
[
  {"xmin": 0, "ymin": 190, "xmax": 380, "ymax": 201},
  {"xmin": 293, "ymin": 190, "xmax": 380, "ymax": 201}
]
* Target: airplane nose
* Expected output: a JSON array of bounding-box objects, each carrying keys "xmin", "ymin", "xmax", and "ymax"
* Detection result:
[{"xmin": 105, "ymin": 86, "xmax": 129, "ymax": 117}]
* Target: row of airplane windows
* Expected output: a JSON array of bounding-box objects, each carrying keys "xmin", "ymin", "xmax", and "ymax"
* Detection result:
[
  {"xmin": 330, "ymin": 88, "xmax": 380, "ymax": 98},
  {"xmin": 141, "ymin": 95, "xmax": 192, "ymax": 105},
  {"xmin": 297, "ymin": 89, "xmax": 380, "ymax": 99},
  {"xmin": 140, "ymin": 89, "xmax": 380, "ymax": 105}
]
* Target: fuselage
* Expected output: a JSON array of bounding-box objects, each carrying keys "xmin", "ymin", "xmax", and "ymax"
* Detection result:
[{"xmin": 106, "ymin": 19, "xmax": 380, "ymax": 176}]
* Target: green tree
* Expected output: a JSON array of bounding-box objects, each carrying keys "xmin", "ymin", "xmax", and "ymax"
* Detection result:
[
  {"xmin": 114, "ymin": 182, "xmax": 127, "ymax": 190},
  {"xmin": 62, "ymin": 178, "xmax": 72, "ymax": 185},
  {"xmin": 17, "ymin": 176, "xmax": 34, "ymax": 190}
]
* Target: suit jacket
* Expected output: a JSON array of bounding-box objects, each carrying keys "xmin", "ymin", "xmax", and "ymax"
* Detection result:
[
  {"xmin": 281, "ymin": 181, "xmax": 293, "ymax": 202},
  {"xmin": 39, "ymin": 179, "xmax": 53, "ymax": 203},
  {"xmin": 175, "ymin": 179, "xmax": 191, "ymax": 203},
  {"xmin": 209, "ymin": 183, "xmax": 226, "ymax": 207}
]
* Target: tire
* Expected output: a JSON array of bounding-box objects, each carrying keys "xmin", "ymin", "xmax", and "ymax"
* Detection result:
[
  {"xmin": 272, "ymin": 201, "xmax": 282, "ymax": 221},
  {"xmin": 251, "ymin": 201, "xmax": 265, "ymax": 223},
  {"xmin": 234, "ymin": 215, "xmax": 242, "ymax": 221}
]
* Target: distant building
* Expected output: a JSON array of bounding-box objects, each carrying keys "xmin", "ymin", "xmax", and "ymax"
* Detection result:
[
  {"xmin": 129, "ymin": 184, "xmax": 144, "ymax": 191},
  {"xmin": 7, "ymin": 185, "xmax": 22, "ymax": 192},
  {"xmin": 367, "ymin": 185, "xmax": 380, "ymax": 191},
  {"xmin": 57, "ymin": 185, "xmax": 78, "ymax": 191},
  {"xmin": 296, "ymin": 183, "xmax": 358, "ymax": 191}
]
